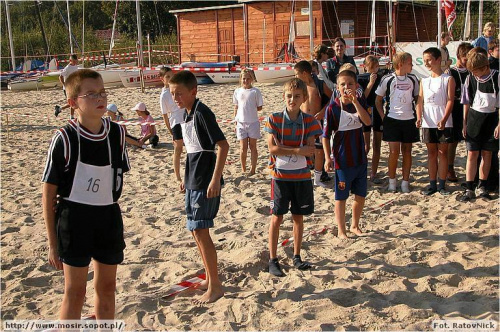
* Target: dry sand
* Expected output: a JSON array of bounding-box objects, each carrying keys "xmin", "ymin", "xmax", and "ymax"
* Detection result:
[{"xmin": 1, "ymin": 83, "xmax": 498, "ymax": 331}]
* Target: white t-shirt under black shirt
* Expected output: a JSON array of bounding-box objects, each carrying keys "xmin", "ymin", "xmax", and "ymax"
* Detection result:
[
  {"xmin": 233, "ymin": 87, "xmax": 263, "ymax": 123},
  {"xmin": 60, "ymin": 64, "xmax": 79, "ymax": 90},
  {"xmin": 375, "ymin": 73, "xmax": 419, "ymax": 120},
  {"xmin": 160, "ymin": 87, "xmax": 184, "ymax": 127}
]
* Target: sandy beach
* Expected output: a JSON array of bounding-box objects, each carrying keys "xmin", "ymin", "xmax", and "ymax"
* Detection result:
[{"xmin": 1, "ymin": 83, "xmax": 498, "ymax": 330}]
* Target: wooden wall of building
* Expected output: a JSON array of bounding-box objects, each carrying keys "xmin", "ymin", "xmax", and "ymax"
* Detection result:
[
  {"xmin": 246, "ymin": 1, "xmax": 322, "ymax": 64},
  {"xmin": 322, "ymin": 1, "xmax": 437, "ymax": 56}
]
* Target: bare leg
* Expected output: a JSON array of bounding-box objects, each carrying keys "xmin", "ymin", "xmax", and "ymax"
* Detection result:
[
  {"xmin": 388, "ymin": 142, "xmax": 401, "ymax": 179},
  {"xmin": 192, "ymin": 232, "xmax": 209, "ymax": 290},
  {"xmin": 437, "ymin": 143, "xmax": 449, "ymax": 181},
  {"xmin": 363, "ymin": 131, "xmax": 371, "ymax": 155},
  {"xmin": 401, "ymin": 143, "xmax": 413, "ymax": 181},
  {"xmin": 335, "ymin": 200, "xmax": 348, "ymax": 239},
  {"xmin": 291, "ymin": 214, "xmax": 304, "ymax": 256},
  {"xmin": 350, "ymin": 195, "xmax": 365, "ymax": 236},
  {"xmin": 93, "ymin": 261, "xmax": 118, "ymax": 319},
  {"xmin": 269, "ymin": 215, "xmax": 283, "ymax": 259},
  {"xmin": 466, "ymin": 150, "xmax": 480, "ymax": 181},
  {"xmin": 426, "ymin": 143, "xmax": 438, "ymax": 181},
  {"xmin": 249, "ymin": 138, "xmax": 258, "ymax": 175},
  {"xmin": 239, "ymin": 139, "xmax": 248, "ymax": 173},
  {"xmin": 192, "ymin": 229, "xmax": 224, "ymax": 304},
  {"xmin": 60, "ymin": 264, "xmax": 88, "ymax": 319},
  {"xmin": 479, "ymin": 150, "xmax": 492, "ymax": 180},
  {"xmin": 371, "ymin": 132, "xmax": 382, "ymax": 179},
  {"xmin": 448, "ymin": 141, "xmax": 458, "ymax": 168}
]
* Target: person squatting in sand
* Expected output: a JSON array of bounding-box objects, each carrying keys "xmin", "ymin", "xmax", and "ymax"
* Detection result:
[
  {"xmin": 169, "ymin": 70, "xmax": 229, "ymax": 303},
  {"xmin": 323, "ymin": 70, "xmax": 371, "ymax": 239},
  {"xmin": 375, "ymin": 52, "xmax": 420, "ymax": 193},
  {"xmin": 264, "ymin": 78, "xmax": 322, "ymax": 277},
  {"xmin": 459, "ymin": 48, "xmax": 500, "ymax": 202},
  {"xmin": 233, "ymin": 68, "xmax": 263, "ymax": 176},
  {"xmin": 42, "ymin": 69, "xmax": 130, "ymax": 319},
  {"xmin": 126, "ymin": 102, "xmax": 160, "ymax": 149},
  {"xmin": 416, "ymin": 47, "xmax": 456, "ymax": 196},
  {"xmin": 159, "ymin": 66, "xmax": 185, "ymax": 191}
]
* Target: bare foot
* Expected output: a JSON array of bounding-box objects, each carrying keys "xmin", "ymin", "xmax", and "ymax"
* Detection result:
[
  {"xmin": 194, "ymin": 288, "xmax": 224, "ymax": 304},
  {"xmin": 337, "ymin": 232, "xmax": 349, "ymax": 239},
  {"xmin": 350, "ymin": 227, "xmax": 363, "ymax": 236},
  {"xmin": 248, "ymin": 169, "xmax": 256, "ymax": 176},
  {"xmin": 193, "ymin": 279, "xmax": 208, "ymax": 291}
]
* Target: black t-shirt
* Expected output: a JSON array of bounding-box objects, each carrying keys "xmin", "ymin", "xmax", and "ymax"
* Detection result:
[
  {"xmin": 449, "ymin": 67, "xmax": 469, "ymax": 101},
  {"xmin": 357, "ymin": 69, "xmax": 390, "ymax": 107},
  {"xmin": 489, "ymin": 57, "xmax": 499, "ymax": 71},
  {"xmin": 326, "ymin": 54, "xmax": 359, "ymax": 83},
  {"xmin": 42, "ymin": 118, "xmax": 130, "ymax": 202},
  {"xmin": 184, "ymin": 99, "xmax": 226, "ymax": 191}
]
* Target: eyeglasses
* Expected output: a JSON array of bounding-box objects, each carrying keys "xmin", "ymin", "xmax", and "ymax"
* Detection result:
[{"xmin": 77, "ymin": 92, "xmax": 109, "ymax": 99}]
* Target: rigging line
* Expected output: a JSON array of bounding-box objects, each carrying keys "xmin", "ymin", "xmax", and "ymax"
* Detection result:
[
  {"xmin": 421, "ymin": 6, "xmax": 429, "ymax": 41},
  {"xmin": 153, "ymin": 0, "xmax": 162, "ymax": 36},
  {"xmin": 411, "ymin": 0, "xmax": 419, "ymax": 42},
  {"xmin": 332, "ymin": 0, "xmax": 342, "ymax": 38},
  {"xmin": 324, "ymin": 1, "xmax": 334, "ymax": 43}
]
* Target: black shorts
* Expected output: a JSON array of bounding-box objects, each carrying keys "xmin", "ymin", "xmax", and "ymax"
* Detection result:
[
  {"xmin": 57, "ymin": 200, "xmax": 125, "ymax": 266},
  {"xmin": 270, "ymin": 179, "xmax": 314, "ymax": 216},
  {"xmin": 362, "ymin": 107, "xmax": 383, "ymax": 133},
  {"xmin": 383, "ymin": 116, "xmax": 419, "ymax": 143},
  {"xmin": 172, "ymin": 123, "xmax": 183, "ymax": 141},
  {"xmin": 315, "ymin": 137, "xmax": 323, "ymax": 149},
  {"xmin": 421, "ymin": 128, "xmax": 454, "ymax": 144},
  {"xmin": 465, "ymin": 109, "xmax": 499, "ymax": 152},
  {"xmin": 451, "ymin": 101, "xmax": 464, "ymax": 142}
]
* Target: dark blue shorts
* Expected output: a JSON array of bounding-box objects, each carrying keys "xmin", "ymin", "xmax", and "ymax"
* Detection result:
[
  {"xmin": 185, "ymin": 189, "xmax": 220, "ymax": 231},
  {"xmin": 60, "ymin": 251, "xmax": 124, "ymax": 268},
  {"xmin": 335, "ymin": 164, "xmax": 368, "ymax": 200}
]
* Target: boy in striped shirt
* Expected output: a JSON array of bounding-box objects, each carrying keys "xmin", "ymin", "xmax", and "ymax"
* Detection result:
[
  {"xmin": 323, "ymin": 70, "xmax": 372, "ymax": 239},
  {"xmin": 264, "ymin": 78, "xmax": 322, "ymax": 277}
]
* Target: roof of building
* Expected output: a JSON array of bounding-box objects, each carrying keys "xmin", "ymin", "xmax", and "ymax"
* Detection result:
[{"xmin": 170, "ymin": 3, "xmax": 243, "ymax": 14}]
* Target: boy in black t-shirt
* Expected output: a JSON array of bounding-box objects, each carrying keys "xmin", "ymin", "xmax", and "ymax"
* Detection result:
[
  {"xmin": 169, "ymin": 71, "xmax": 229, "ymax": 304},
  {"xmin": 42, "ymin": 69, "xmax": 130, "ymax": 319}
]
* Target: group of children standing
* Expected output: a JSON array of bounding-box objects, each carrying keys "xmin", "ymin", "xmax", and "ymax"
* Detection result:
[{"xmin": 42, "ymin": 40, "xmax": 498, "ymax": 318}]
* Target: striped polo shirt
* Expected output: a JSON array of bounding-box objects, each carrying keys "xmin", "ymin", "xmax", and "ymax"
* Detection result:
[
  {"xmin": 264, "ymin": 109, "xmax": 322, "ymax": 181},
  {"xmin": 323, "ymin": 98, "xmax": 368, "ymax": 170}
]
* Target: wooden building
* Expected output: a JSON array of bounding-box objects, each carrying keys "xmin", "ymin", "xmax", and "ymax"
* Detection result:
[{"xmin": 170, "ymin": 0, "xmax": 438, "ymax": 65}]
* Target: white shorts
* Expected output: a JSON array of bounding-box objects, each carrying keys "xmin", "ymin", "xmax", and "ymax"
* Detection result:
[{"xmin": 236, "ymin": 121, "xmax": 261, "ymax": 140}]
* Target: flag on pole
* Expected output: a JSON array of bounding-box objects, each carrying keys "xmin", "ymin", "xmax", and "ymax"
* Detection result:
[{"xmin": 442, "ymin": 0, "xmax": 457, "ymax": 38}]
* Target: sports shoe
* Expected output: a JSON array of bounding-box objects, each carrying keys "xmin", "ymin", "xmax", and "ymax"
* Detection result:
[
  {"xmin": 320, "ymin": 172, "xmax": 333, "ymax": 183},
  {"xmin": 141, "ymin": 145, "xmax": 147, "ymax": 149},
  {"xmin": 421, "ymin": 186, "xmax": 437, "ymax": 196},
  {"xmin": 438, "ymin": 188, "xmax": 450, "ymax": 196},
  {"xmin": 388, "ymin": 183, "xmax": 397, "ymax": 193},
  {"xmin": 269, "ymin": 258, "xmax": 285, "ymax": 277},
  {"xmin": 476, "ymin": 187, "xmax": 492, "ymax": 200},
  {"xmin": 54, "ymin": 105, "xmax": 61, "ymax": 117},
  {"xmin": 401, "ymin": 181, "xmax": 410, "ymax": 193},
  {"xmin": 458, "ymin": 189, "xmax": 475, "ymax": 202}
]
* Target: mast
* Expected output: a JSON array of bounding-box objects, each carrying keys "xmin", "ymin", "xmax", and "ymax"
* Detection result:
[
  {"xmin": 437, "ymin": 0, "xmax": 442, "ymax": 47},
  {"xmin": 66, "ymin": 0, "xmax": 73, "ymax": 54},
  {"xmin": 308, "ymin": 0, "xmax": 313, "ymax": 57},
  {"xmin": 82, "ymin": 0, "xmax": 85, "ymax": 57},
  {"xmin": 108, "ymin": 0, "xmax": 119, "ymax": 59},
  {"xmin": 34, "ymin": 1, "xmax": 49, "ymax": 64},
  {"xmin": 370, "ymin": 0, "xmax": 376, "ymax": 47},
  {"xmin": 463, "ymin": 0, "xmax": 471, "ymax": 40},
  {"xmin": 4, "ymin": 0, "xmax": 15, "ymax": 71},
  {"xmin": 136, "ymin": 0, "xmax": 143, "ymax": 67},
  {"xmin": 478, "ymin": 0, "xmax": 483, "ymax": 39}
]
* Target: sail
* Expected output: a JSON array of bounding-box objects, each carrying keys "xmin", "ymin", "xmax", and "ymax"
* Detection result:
[{"xmin": 463, "ymin": 0, "xmax": 471, "ymax": 40}]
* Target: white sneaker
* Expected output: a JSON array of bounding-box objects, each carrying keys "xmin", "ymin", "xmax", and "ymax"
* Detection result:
[
  {"xmin": 388, "ymin": 178, "xmax": 397, "ymax": 193},
  {"xmin": 401, "ymin": 181, "xmax": 410, "ymax": 193}
]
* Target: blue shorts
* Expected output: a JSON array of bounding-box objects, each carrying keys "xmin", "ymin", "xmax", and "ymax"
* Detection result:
[
  {"xmin": 60, "ymin": 251, "xmax": 124, "ymax": 268},
  {"xmin": 335, "ymin": 164, "xmax": 368, "ymax": 200},
  {"xmin": 185, "ymin": 189, "xmax": 220, "ymax": 231}
]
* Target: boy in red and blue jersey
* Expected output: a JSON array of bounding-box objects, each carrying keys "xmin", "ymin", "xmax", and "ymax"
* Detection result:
[
  {"xmin": 323, "ymin": 70, "xmax": 372, "ymax": 239},
  {"xmin": 264, "ymin": 78, "xmax": 322, "ymax": 277}
]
